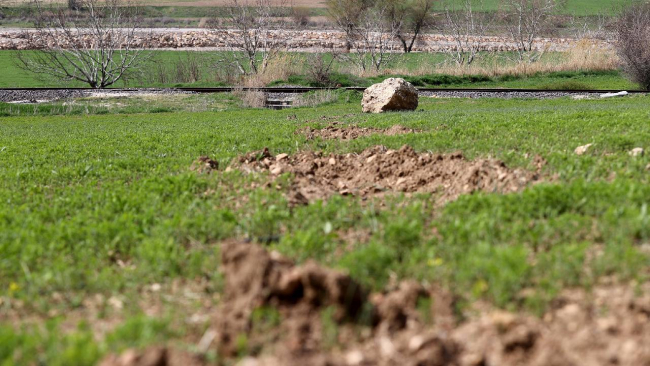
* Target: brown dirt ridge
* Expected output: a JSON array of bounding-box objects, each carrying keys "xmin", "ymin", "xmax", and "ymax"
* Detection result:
[
  {"xmin": 101, "ymin": 242, "xmax": 650, "ymax": 366},
  {"xmin": 227, "ymin": 145, "xmax": 544, "ymax": 205},
  {"xmin": 301, "ymin": 123, "xmax": 418, "ymax": 140}
]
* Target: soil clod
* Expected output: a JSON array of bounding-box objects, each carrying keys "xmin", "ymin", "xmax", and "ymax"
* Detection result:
[
  {"xmin": 99, "ymin": 346, "xmax": 205, "ymax": 366},
  {"xmin": 190, "ymin": 156, "xmax": 219, "ymax": 173},
  {"xmin": 206, "ymin": 243, "xmax": 650, "ymax": 366},
  {"xmin": 214, "ymin": 241, "xmax": 372, "ymax": 357}
]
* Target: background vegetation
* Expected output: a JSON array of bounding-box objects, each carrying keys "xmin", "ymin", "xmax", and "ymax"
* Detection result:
[{"xmin": 0, "ymin": 48, "xmax": 634, "ymax": 89}]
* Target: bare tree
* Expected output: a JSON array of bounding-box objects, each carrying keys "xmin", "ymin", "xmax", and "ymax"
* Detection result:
[
  {"xmin": 212, "ymin": 0, "xmax": 294, "ymax": 76},
  {"xmin": 0, "ymin": 0, "xmax": 6, "ymax": 21},
  {"xmin": 615, "ymin": 2, "xmax": 650, "ymax": 90},
  {"xmin": 347, "ymin": 5, "xmax": 401, "ymax": 72},
  {"xmin": 327, "ymin": 0, "xmax": 372, "ymax": 52},
  {"xmin": 305, "ymin": 53, "xmax": 342, "ymax": 86},
  {"xmin": 385, "ymin": 0, "xmax": 435, "ymax": 53},
  {"xmin": 500, "ymin": 0, "xmax": 564, "ymax": 62},
  {"xmin": 569, "ymin": 13, "xmax": 611, "ymax": 41},
  {"xmin": 68, "ymin": 0, "xmax": 81, "ymax": 11},
  {"xmin": 17, "ymin": 0, "xmax": 149, "ymax": 88},
  {"xmin": 442, "ymin": 0, "xmax": 492, "ymax": 65}
]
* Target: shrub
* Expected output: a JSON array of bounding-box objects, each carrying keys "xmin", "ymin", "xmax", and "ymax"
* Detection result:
[
  {"xmin": 615, "ymin": 3, "xmax": 650, "ymax": 90},
  {"xmin": 291, "ymin": 7, "xmax": 310, "ymax": 26},
  {"xmin": 233, "ymin": 88, "xmax": 267, "ymax": 108},
  {"xmin": 305, "ymin": 54, "xmax": 339, "ymax": 87}
]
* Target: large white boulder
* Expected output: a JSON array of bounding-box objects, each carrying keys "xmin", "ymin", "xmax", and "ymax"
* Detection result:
[{"xmin": 362, "ymin": 78, "xmax": 419, "ymax": 113}]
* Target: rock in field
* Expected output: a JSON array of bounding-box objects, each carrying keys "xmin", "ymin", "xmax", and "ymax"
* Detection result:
[
  {"xmin": 629, "ymin": 147, "xmax": 645, "ymax": 157},
  {"xmin": 362, "ymin": 78, "xmax": 418, "ymax": 113},
  {"xmin": 574, "ymin": 143, "xmax": 593, "ymax": 155}
]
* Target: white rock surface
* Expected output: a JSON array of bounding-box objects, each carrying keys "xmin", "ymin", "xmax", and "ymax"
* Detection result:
[
  {"xmin": 629, "ymin": 147, "xmax": 645, "ymax": 157},
  {"xmin": 600, "ymin": 91, "xmax": 629, "ymax": 98},
  {"xmin": 362, "ymin": 78, "xmax": 419, "ymax": 114},
  {"xmin": 574, "ymin": 143, "xmax": 593, "ymax": 155}
]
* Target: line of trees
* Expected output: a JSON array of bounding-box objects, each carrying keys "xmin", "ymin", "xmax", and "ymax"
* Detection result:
[
  {"xmin": 326, "ymin": 0, "xmax": 565, "ymax": 69},
  {"xmin": 14, "ymin": 0, "xmax": 650, "ymax": 90},
  {"xmin": 327, "ymin": 0, "xmax": 434, "ymax": 53}
]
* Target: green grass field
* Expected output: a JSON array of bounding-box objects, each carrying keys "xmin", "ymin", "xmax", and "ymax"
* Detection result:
[
  {"xmin": 0, "ymin": 50, "xmax": 636, "ymax": 90},
  {"xmin": 1, "ymin": 91, "xmax": 649, "ymax": 364},
  {"xmin": 434, "ymin": 0, "xmax": 627, "ymax": 15},
  {"xmin": 0, "ymin": 0, "xmax": 630, "ymax": 18}
]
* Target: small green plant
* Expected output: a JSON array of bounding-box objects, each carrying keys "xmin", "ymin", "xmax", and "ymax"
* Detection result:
[
  {"xmin": 251, "ymin": 307, "xmax": 282, "ymax": 332},
  {"xmin": 320, "ymin": 307, "xmax": 339, "ymax": 350}
]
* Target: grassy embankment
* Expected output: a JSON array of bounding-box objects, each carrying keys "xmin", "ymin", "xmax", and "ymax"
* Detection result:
[
  {"xmin": 0, "ymin": 49, "xmax": 636, "ymax": 90},
  {"xmin": 0, "ymin": 0, "xmax": 630, "ymax": 21}
]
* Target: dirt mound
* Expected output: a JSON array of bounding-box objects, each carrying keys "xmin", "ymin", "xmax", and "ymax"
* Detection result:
[
  {"xmin": 452, "ymin": 285, "xmax": 650, "ymax": 366},
  {"xmin": 190, "ymin": 156, "xmax": 219, "ymax": 173},
  {"xmin": 302, "ymin": 123, "xmax": 417, "ymax": 140},
  {"xmin": 99, "ymin": 346, "xmax": 205, "ymax": 366},
  {"xmin": 235, "ymin": 145, "xmax": 542, "ymax": 204},
  {"xmin": 214, "ymin": 241, "xmax": 371, "ymax": 357},
  {"xmin": 207, "ymin": 243, "xmax": 650, "ymax": 366}
]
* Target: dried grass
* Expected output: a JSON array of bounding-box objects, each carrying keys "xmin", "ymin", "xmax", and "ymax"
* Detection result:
[
  {"xmin": 241, "ymin": 53, "xmax": 302, "ymax": 87},
  {"xmin": 233, "ymin": 87, "xmax": 267, "ymax": 108},
  {"xmin": 384, "ymin": 41, "xmax": 618, "ymax": 79},
  {"xmin": 292, "ymin": 90, "xmax": 338, "ymax": 107}
]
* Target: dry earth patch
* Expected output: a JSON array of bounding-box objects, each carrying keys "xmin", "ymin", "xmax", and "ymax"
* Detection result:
[
  {"xmin": 300, "ymin": 123, "xmax": 419, "ymax": 141},
  {"xmin": 212, "ymin": 145, "xmax": 544, "ymax": 205}
]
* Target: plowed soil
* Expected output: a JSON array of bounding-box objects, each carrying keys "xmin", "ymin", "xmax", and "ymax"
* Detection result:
[
  {"xmin": 101, "ymin": 242, "xmax": 650, "ymax": 366},
  {"xmin": 231, "ymin": 145, "xmax": 543, "ymax": 205},
  {"xmin": 301, "ymin": 124, "xmax": 418, "ymax": 140}
]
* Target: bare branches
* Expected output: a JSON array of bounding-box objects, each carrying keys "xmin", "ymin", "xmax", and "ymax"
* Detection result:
[
  {"xmin": 615, "ymin": 2, "xmax": 650, "ymax": 90},
  {"xmin": 442, "ymin": 0, "xmax": 492, "ymax": 65},
  {"xmin": 17, "ymin": 0, "xmax": 149, "ymax": 88},
  {"xmin": 211, "ymin": 0, "xmax": 294, "ymax": 77},
  {"xmin": 328, "ymin": 0, "xmax": 432, "ymax": 55},
  {"xmin": 500, "ymin": 0, "xmax": 563, "ymax": 62},
  {"xmin": 346, "ymin": 5, "xmax": 401, "ymax": 72},
  {"xmin": 305, "ymin": 53, "xmax": 341, "ymax": 86},
  {"xmin": 327, "ymin": 0, "xmax": 372, "ymax": 52},
  {"xmin": 569, "ymin": 13, "xmax": 612, "ymax": 41},
  {"xmin": 327, "ymin": 0, "xmax": 402, "ymax": 72},
  {"xmin": 385, "ymin": 0, "xmax": 435, "ymax": 53}
]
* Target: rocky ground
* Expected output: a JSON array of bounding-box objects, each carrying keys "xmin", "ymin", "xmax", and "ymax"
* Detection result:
[
  {"xmin": 0, "ymin": 28, "xmax": 606, "ymax": 52},
  {"xmin": 420, "ymin": 90, "xmax": 588, "ymax": 99},
  {"xmin": 197, "ymin": 142, "xmax": 545, "ymax": 206},
  {"xmin": 0, "ymin": 88, "xmax": 192, "ymax": 103},
  {"xmin": 0, "ymin": 89, "xmax": 614, "ymax": 104}
]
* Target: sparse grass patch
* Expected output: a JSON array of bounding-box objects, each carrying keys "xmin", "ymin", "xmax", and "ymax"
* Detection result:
[
  {"xmin": 292, "ymin": 90, "xmax": 339, "ymax": 107},
  {"xmin": 233, "ymin": 88, "xmax": 267, "ymax": 108}
]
